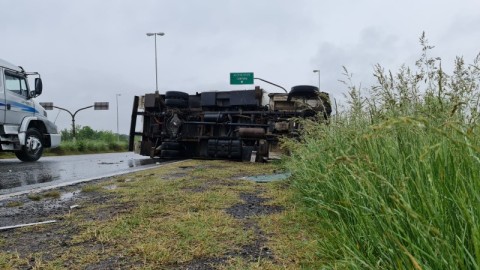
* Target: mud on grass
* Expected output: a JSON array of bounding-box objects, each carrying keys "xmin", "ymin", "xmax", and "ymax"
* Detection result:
[{"xmin": 1, "ymin": 160, "xmax": 321, "ymax": 269}]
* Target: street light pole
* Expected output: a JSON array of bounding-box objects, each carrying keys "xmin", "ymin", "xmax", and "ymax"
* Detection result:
[
  {"xmin": 253, "ymin": 77, "xmax": 288, "ymax": 93},
  {"xmin": 146, "ymin": 32, "xmax": 165, "ymax": 94},
  {"xmin": 40, "ymin": 102, "xmax": 110, "ymax": 141},
  {"xmin": 116, "ymin": 93, "xmax": 121, "ymax": 141},
  {"xmin": 313, "ymin": 69, "xmax": 321, "ymax": 90},
  {"xmin": 52, "ymin": 105, "xmax": 94, "ymax": 140}
]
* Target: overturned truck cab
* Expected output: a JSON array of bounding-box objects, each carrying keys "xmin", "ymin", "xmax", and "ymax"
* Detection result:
[{"xmin": 129, "ymin": 85, "xmax": 331, "ymax": 162}]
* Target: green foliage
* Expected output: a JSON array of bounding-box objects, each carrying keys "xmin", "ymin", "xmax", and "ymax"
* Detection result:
[
  {"xmin": 48, "ymin": 126, "xmax": 128, "ymax": 155},
  {"xmin": 283, "ymin": 33, "xmax": 480, "ymax": 269}
]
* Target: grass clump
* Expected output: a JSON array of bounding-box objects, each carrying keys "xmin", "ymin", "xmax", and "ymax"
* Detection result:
[
  {"xmin": 283, "ymin": 33, "xmax": 480, "ymax": 269},
  {"xmin": 26, "ymin": 190, "xmax": 61, "ymax": 201},
  {"xmin": 81, "ymin": 184, "xmax": 102, "ymax": 193},
  {"xmin": 0, "ymin": 253, "xmax": 25, "ymax": 269},
  {"xmin": 5, "ymin": 201, "xmax": 23, "ymax": 207},
  {"xmin": 42, "ymin": 191, "xmax": 61, "ymax": 199},
  {"xmin": 27, "ymin": 193, "xmax": 42, "ymax": 201}
]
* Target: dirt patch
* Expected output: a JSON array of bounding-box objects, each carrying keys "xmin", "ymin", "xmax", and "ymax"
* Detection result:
[
  {"xmin": 2, "ymin": 221, "xmax": 76, "ymax": 260},
  {"xmin": 175, "ymin": 191, "xmax": 284, "ymax": 269},
  {"xmin": 0, "ymin": 187, "xmax": 84, "ymax": 227},
  {"xmin": 226, "ymin": 192, "xmax": 284, "ymax": 219},
  {"xmin": 0, "ymin": 188, "xmax": 139, "ymax": 269},
  {"xmin": 225, "ymin": 192, "xmax": 282, "ymax": 262}
]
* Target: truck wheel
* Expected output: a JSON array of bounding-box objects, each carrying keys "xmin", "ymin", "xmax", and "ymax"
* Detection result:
[
  {"xmin": 160, "ymin": 142, "xmax": 182, "ymax": 150},
  {"xmin": 165, "ymin": 99, "xmax": 188, "ymax": 108},
  {"xmin": 165, "ymin": 91, "xmax": 189, "ymax": 101},
  {"xmin": 288, "ymin": 85, "xmax": 319, "ymax": 100},
  {"xmin": 161, "ymin": 149, "xmax": 181, "ymax": 158},
  {"xmin": 15, "ymin": 128, "xmax": 44, "ymax": 162}
]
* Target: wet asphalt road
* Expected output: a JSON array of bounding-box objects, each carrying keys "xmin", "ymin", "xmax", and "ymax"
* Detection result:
[{"xmin": 0, "ymin": 152, "xmax": 161, "ymax": 197}]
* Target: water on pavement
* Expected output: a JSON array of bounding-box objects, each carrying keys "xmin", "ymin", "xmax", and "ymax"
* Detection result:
[{"xmin": 0, "ymin": 152, "xmax": 159, "ymax": 196}]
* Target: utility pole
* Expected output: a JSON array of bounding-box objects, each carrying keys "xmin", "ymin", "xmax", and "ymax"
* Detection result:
[{"xmin": 146, "ymin": 32, "xmax": 165, "ymax": 93}]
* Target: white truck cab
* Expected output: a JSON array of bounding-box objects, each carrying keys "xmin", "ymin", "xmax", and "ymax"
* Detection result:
[{"xmin": 0, "ymin": 58, "xmax": 60, "ymax": 161}]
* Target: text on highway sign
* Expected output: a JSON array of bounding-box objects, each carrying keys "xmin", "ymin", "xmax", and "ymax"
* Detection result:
[{"xmin": 230, "ymin": 72, "xmax": 254, "ymax": 85}]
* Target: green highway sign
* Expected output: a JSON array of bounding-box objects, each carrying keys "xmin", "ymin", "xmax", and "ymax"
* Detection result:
[{"xmin": 230, "ymin": 72, "xmax": 254, "ymax": 85}]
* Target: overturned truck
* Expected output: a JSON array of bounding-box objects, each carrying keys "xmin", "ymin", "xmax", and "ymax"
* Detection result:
[{"xmin": 128, "ymin": 85, "xmax": 331, "ymax": 162}]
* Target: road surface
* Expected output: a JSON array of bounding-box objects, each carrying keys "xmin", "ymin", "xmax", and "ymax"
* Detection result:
[{"xmin": 0, "ymin": 152, "xmax": 162, "ymax": 197}]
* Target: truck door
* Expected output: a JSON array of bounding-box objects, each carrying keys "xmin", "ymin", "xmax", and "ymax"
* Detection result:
[
  {"xmin": 4, "ymin": 71, "xmax": 35, "ymax": 125},
  {"xmin": 0, "ymin": 69, "xmax": 5, "ymax": 123}
]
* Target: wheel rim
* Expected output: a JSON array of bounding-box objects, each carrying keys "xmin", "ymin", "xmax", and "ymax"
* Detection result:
[{"xmin": 26, "ymin": 135, "xmax": 42, "ymax": 156}]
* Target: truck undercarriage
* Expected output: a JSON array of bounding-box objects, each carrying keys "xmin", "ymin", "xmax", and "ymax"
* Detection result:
[{"xmin": 129, "ymin": 85, "xmax": 331, "ymax": 162}]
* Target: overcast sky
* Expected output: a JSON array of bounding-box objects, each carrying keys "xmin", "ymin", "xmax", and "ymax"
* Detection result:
[{"xmin": 1, "ymin": 0, "xmax": 479, "ymax": 134}]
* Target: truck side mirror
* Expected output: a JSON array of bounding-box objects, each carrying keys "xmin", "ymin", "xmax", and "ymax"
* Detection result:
[{"xmin": 34, "ymin": 78, "xmax": 43, "ymax": 96}]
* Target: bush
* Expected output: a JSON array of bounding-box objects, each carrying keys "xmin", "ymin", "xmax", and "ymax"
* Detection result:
[{"xmin": 46, "ymin": 127, "xmax": 128, "ymax": 155}]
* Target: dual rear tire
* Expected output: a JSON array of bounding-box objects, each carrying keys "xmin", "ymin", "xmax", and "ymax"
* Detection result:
[
  {"xmin": 165, "ymin": 91, "xmax": 189, "ymax": 108},
  {"xmin": 160, "ymin": 141, "xmax": 183, "ymax": 158}
]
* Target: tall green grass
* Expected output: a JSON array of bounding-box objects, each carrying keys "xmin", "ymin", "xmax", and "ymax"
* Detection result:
[
  {"xmin": 47, "ymin": 139, "xmax": 127, "ymax": 155},
  {"xmin": 46, "ymin": 126, "xmax": 128, "ymax": 155},
  {"xmin": 284, "ymin": 33, "xmax": 480, "ymax": 269}
]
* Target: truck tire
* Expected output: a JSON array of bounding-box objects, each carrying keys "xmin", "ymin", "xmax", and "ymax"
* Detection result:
[
  {"xmin": 160, "ymin": 142, "xmax": 182, "ymax": 150},
  {"xmin": 165, "ymin": 99, "xmax": 188, "ymax": 108},
  {"xmin": 165, "ymin": 91, "xmax": 189, "ymax": 101},
  {"xmin": 288, "ymin": 85, "xmax": 319, "ymax": 100},
  {"xmin": 161, "ymin": 149, "xmax": 181, "ymax": 158},
  {"xmin": 15, "ymin": 128, "xmax": 43, "ymax": 162}
]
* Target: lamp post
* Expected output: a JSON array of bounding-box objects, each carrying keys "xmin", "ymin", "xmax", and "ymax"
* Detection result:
[
  {"xmin": 313, "ymin": 69, "xmax": 321, "ymax": 90},
  {"xmin": 146, "ymin": 32, "xmax": 165, "ymax": 94},
  {"xmin": 253, "ymin": 77, "xmax": 287, "ymax": 93},
  {"xmin": 116, "ymin": 93, "xmax": 121, "ymax": 141},
  {"xmin": 40, "ymin": 102, "xmax": 109, "ymax": 141}
]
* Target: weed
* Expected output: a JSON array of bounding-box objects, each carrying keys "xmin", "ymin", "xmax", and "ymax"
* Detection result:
[
  {"xmin": 42, "ymin": 191, "xmax": 61, "ymax": 199},
  {"xmin": 283, "ymin": 34, "xmax": 480, "ymax": 269},
  {"xmin": 81, "ymin": 185, "xmax": 101, "ymax": 193},
  {"xmin": 27, "ymin": 194, "xmax": 42, "ymax": 201},
  {"xmin": 0, "ymin": 252, "xmax": 23, "ymax": 269},
  {"xmin": 5, "ymin": 201, "xmax": 23, "ymax": 207}
]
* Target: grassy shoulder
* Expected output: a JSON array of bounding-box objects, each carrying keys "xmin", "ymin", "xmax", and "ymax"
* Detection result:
[{"xmin": 0, "ymin": 160, "xmax": 322, "ymax": 269}]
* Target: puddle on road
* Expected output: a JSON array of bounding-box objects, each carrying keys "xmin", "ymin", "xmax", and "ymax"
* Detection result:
[{"xmin": 0, "ymin": 153, "xmax": 162, "ymax": 197}]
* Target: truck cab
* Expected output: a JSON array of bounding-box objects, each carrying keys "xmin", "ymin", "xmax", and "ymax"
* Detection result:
[{"xmin": 0, "ymin": 58, "xmax": 60, "ymax": 161}]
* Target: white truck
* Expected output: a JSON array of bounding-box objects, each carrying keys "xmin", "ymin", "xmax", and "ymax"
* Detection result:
[{"xmin": 0, "ymin": 58, "xmax": 60, "ymax": 162}]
